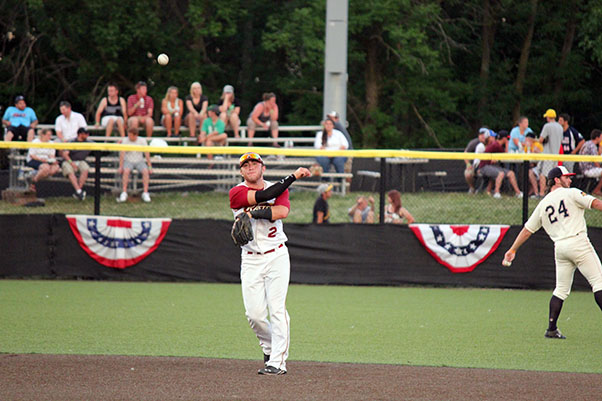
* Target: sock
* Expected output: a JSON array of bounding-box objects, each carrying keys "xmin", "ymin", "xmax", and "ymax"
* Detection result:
[
  {"xmin": 594, "ymin": 290, "xmax": 602, "ymax": 311},
  {"xmin": 548, "ymin": 295, "xmax": 564, "ymax": 331}
]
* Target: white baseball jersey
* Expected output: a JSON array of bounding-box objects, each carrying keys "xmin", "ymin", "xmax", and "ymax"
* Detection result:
[
  {"xmin": 525, "ymin": 187, "xmax": 596, "ymax": 242},
  {"xmin": 229, "ymin": 180, "xmax": 290, "ymax": 254}
]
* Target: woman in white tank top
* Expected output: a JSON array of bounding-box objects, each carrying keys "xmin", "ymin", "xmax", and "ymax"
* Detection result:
[{"xmin": 161, "ymin": 86, "xmax": 184, "ymax": 137}]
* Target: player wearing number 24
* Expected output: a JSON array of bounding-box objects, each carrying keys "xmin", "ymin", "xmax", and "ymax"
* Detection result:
[
  {"xmin": 229, "ymin": 152, "xmax": 311, "ymax": 375},
  {"xmin": 502, "ymin": 166, "xmax": 602, "ymax": 339}
]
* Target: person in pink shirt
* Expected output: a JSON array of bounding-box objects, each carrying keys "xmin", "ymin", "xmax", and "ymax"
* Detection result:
[{"xmin": 127, "ymin": 81, "xmax": 154, "ymax": 138}]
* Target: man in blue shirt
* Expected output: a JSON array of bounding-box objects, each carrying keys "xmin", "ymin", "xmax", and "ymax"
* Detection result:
[
  {"xmin": 508, "ymin": 116, "xmax": 533, "ymax": 153},
  {"xmin": 2, "ymin": 95, "xmax": 38, "ymax": 141}
]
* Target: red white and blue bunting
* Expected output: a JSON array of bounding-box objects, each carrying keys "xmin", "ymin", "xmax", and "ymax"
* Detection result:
[
  {"xmin": 66, "ymin": 215, "xmax": 172, "ymax": 269},
  {"xmin": 409, "ymin": 224, "xmax": 509, "ymax": 273}
]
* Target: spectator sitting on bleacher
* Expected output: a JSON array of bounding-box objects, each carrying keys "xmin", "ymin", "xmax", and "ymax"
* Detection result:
[
  {"xmin": 348, "ymin": 196, "xmax": 375, "ymax": 224},
  {"xmin": 478, "ymin": 131, "xmax": 523, "ymax": 199},
  {"xmin": 161, "ymin": 86, "xmax": 184, "ymax": 137},
  {"xmin": 218, "ymin": 85, "xmax": 241, "ymax": 138},
  {"xmin": 326, "ymin": 111, "xmax": 353, "ymax": 149},
  {"xmin": 523, "ymin": 132, "xmax": 544, "ymax": 198},
  {"xmin": 61, "ymin": 127, "xmax": 93, "ymax": 201},
  {"xmin": 463, "ymin": 127, "xmax": 488, "ymax": 194},
  {"xmin": 118, "ymin": 127, "xmax": 152, "ymax": 203},
  {"xmin": 385, "ymin": 190, "xmax": 415, "ymax": 224},
  {"xmin": 247, "ymin": 92, "xmax": 279, "ymax": 146},
  {"xmin": 2, "ymin": 95, "xmax": 38, "ymax": 142},
  {"xmin": 184, "ymin": 82, "xmax": 208, "ymax": 139},
  {"xmin": 314, "ymin": 118, "xmax": 349, "ymax": 174},
  {"xmin": 25, "ymin": 128, "xmax": 60, "ymax": 191},
  {"xmin": 200, "ymin": 105, "xmax": 227, "ymax": 146},
  {"xmin": 578, "ymin": 129, "xmax": 602, "ymax": 196},
  {"xmin": 94, "ymin": 82, "xmax": 127, "ymax": 137},
  {"xmin": 55, "ymin": 101, "xmax": 87, "ymax": 142},
  {"xmin": 127, "ymin": 81, "xmax": 154, "ymax": 138}
]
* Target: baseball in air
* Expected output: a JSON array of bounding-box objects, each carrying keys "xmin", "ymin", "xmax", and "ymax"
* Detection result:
[
  {"xmin": 157, "ymin": 53, "xmax": 169, "ymax": 66},
  {"xmin": 502, "ymin": 260, "xmax": 512, "ymax": 267}
]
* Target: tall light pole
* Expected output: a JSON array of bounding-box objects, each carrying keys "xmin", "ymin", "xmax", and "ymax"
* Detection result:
[{"xmin": 323, "ymin": 0, "xmax": 348, "ymax": 124}]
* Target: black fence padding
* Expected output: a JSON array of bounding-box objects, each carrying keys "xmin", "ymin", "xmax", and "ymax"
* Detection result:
[{"xmin": 0, "ymin": 214, "xmax": 594, "ymax": 291}]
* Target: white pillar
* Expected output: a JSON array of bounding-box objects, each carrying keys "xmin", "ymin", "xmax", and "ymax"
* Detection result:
[{"xmin": 323, "ymin": 0, "xmax": 348, "ymax": 124}]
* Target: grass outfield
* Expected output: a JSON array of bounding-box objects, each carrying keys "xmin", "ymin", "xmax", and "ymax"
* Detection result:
[{"xmin": 1, "ymin": 280, "xmax": 601, "ymax": 373}]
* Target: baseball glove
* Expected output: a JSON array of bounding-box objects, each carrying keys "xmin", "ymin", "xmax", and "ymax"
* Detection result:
[{"xmin": 231, "ymin": 213, "xmax": 254, "ymax": 246}]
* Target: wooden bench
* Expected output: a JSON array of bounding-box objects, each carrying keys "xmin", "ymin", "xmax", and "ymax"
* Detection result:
[
  {"xmin": 5, "ymin": 151, "xmax": 352, "ymax": 196},
  {"xmin": 417, "ymin": 171, "xmax": 447, "ymax": 191}
]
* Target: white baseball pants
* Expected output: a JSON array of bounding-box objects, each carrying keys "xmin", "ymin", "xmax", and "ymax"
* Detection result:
[{"xmin": 240, "ymin": 245, "xmax": 290, "ymax": 371}]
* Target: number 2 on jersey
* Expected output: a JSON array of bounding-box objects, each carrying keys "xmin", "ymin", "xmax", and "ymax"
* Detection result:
[
  {"xmin": 268, "ymin": 226, "xmax": 277, "ymax": 238},
  {"xmin": 545, "ymin": 199, "xmax": 569, "ymax": 224}
]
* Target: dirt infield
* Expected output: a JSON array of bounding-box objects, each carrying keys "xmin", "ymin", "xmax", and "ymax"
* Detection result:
[{"xmin": 1, "ymin": 354, "xmax": 601, "ymax": 401}]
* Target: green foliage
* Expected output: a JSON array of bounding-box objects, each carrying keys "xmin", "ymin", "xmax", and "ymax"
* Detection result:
[{"xmin": 2, "ymin": 0, "xmax": 602, "ymax": 148}]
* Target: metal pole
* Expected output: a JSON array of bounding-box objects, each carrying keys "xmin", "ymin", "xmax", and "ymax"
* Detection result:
[
  {"xmin": 522, "ymin": 160, "xmax": 529, "ymax": 225},
  {"xmin": 379, "ymin": 157, "xmax": 386, "ymax": 223},
  {"xmin": 94, "ymin": 151, "xmax": 101, "ymax": 215}
]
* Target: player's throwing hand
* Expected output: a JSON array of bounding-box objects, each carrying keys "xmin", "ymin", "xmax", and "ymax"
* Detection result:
[
  {"xmin": 294, "ymin": 167, "xmax": 311, "ymax": 179},
  {"xmin": 502, "ymin": 249, "xmax": 516, "ymax": 266}
]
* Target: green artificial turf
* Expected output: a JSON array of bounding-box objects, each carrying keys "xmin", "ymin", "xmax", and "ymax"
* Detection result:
[{"xmin": 1, "ymin": 280, "xmax": 601, "ymax": 373}]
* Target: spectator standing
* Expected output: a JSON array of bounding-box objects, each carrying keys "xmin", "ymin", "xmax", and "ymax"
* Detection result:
[
  {"xmin": 558, "ymin": 113, "xmax": 585, "ymax": 173},
  {"xmin": 54, "ymin": 101, "xmax": 87, "ymax": 142},
  {"xmin": 201, "ymin": 105, "xmax": 227, "ymax": 148},
  {"xmin": 247, "ymin": 92, "xmax": 279, "ymax": 146},
  {"xmin": 508, "ymin": 116, "xmax": 533, "ymax": 153},
  {"xmin": 385, "ymin": 190, "xmax": 415, "ymax": 224},
  {"xmin": 127, "ymin": 81, "xmax": 154, "ymax": 138},
  {"xmin": 578, "ymin": 129, "xmax": 602, "ymax": 196},
  {"xmin": 25, "ymin": 128, "xmax": 60, "ymax": 191},
  {"xmin": 61, "ymin": 127, "xmax": 93, "ymax": 200},
  {"xmin": 118, "ymin": 127, "xmax": 152, "ymax": 203},
  {"xmin": 184, "ymin": 82, "xmax": 209, "ymax": 139},
  {"xmin": 313, "ymin": 183, "xmax": 333, "ymax": 224},
  {"xmin": 314, "ymin": 118, "xmax": 349, "ymax": 174},
  {"xmin": 218, "ymin": 85, "xmax": 241, "ymax": 138},
  {"xmin": 326, "ymin": 111, "xmax": 353, "ymax": 149},
  {"xmin": 2, "ymin": 95, "xmax": 38, "ymax": 141},
  {"xmin": 478, "ymin": 131, "xmax": 523, "ymax": 199},
  {"xmin": 523, "ymin": 132, "xmax": 544, "ymax": 198},
  {"xmin": 161, "ymin": 86, "xmax": 184, "ymax": 137},
  {"xmin": 463, "ymin": 127, "xmax": 489, "ymax": 193},
  {"xmin": 537, "ymin": 108, "xmax": 564, "ymax": 195},
  {"xmin": 94, "ymin": 83, "xmax": 127, "ymax": 137},
  {"xmin": 348, "ymin": 196, "xmax": 375, "ymax": 223}
]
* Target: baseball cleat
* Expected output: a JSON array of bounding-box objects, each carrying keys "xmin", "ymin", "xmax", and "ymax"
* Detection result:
[
  {"xmin": 544, "ymin": 329, "xmax": 566, "ymax": 339},
  {"xmin": 258, "ymin": 366, "xmax": 286, "ymax": 375}
]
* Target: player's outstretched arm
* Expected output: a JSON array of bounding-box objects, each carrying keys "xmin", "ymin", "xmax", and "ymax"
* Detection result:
[{"xmin": 248, "ymin": 167, "xmax": 312, "ymax": 205}]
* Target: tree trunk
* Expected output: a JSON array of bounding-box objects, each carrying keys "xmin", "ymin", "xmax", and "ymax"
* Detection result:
[
  {"xmin": 363, "ymin": 36, "xmax": 381, "ymax": 147},
  {"xmin": 553, "ymin": 0, "xmax": 577, "ymax": 101},
  {"xmin": 477, "ymin": 0, "xmax": 494, "ymax": 123},
  {"xmin": 512, "ymin": 0, "xmax": 538, "ymax": 124}
]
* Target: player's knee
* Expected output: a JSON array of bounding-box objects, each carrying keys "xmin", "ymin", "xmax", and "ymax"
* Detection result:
[
  {"xmin": 245, "ymin": 309, "xmax": 265, "ymax": 325},
  {"xmin": 552, "ymin": 288, "xmax": 570, "ymax": 301}
]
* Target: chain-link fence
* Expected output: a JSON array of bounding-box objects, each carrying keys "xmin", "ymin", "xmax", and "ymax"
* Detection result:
[{"xmin": 2, "ymin": 140, "xmax": 602, "ymax": 227}]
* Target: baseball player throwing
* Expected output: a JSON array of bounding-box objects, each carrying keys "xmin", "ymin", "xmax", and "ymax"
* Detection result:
[
  {"xmin": 229, "ymin": 152, "xmax": 311, "ymax": 375},
  {"xmin": 502, "ymin": 166, "xmax": 602, "ymax": 339}
]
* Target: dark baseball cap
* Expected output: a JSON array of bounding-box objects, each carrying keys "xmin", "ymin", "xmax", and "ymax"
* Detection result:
[
  {"xmin": 77, "ymin": 127, "xmax": 89, "ymax": 135},
  {"xmin": 548, "ymin": 166, "xmax": 576, "ymax": 180},
  {"xmin": 14, "ymin": 95, "xmax": 25, "ymax": 103},
  {"xmin": 208, "ymin": 105, "xmax": 220, "ymax": 114},
  {"xmin": 239, "ymin": 152, "xmax": 263, "ymax": 167}
]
